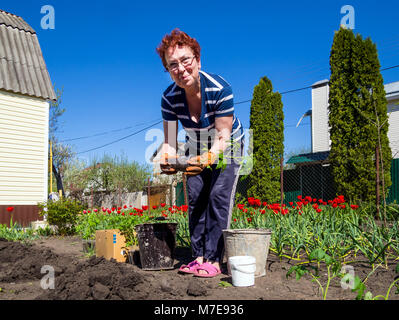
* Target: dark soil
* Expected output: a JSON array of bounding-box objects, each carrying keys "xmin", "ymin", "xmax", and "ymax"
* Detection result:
[{"xmin": 0, "ymin": 237, "xmax": 398, "ymax": 300}]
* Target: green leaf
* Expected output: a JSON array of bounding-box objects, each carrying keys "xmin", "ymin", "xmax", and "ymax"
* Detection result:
[
  {"xmin": 309, "ymin": 248, "xmax": 325, "ymax": 261},
  {"xmin": 351, "ymin": 275, "xmax": 366, "ymax": 300},
  {"xmin": 286, "ymin": 265, "xmax": 308, "ymax": 281},
  {"xmin": 218, "ymin": 281, "xmax": 232, "ymax": 287}
]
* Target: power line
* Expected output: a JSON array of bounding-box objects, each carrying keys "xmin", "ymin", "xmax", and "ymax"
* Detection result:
[
  {"xmin": 381, "ymin": 64, "xmax": 399, "ymax": 71},
  {"xmin": 76, "ymin": 120, "xmax": 163, "ymax": 154},
  {"xmin": 60, "ymin": 118, "xmax": 162, "ymax": 142},
  {"xmin": 75, "ymin": 63, "xmax": 399, "ymax": 154}
]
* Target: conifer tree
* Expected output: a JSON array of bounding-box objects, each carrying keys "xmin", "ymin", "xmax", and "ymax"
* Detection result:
[
  {"xmin": 247, "ymin": 76, "xmax": 284, "ymax": 203},
  {"xmin": 328, "ymin": 27, "xmax": 391, "ymax": 203}
]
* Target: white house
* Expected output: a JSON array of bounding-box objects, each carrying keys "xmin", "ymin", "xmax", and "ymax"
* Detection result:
[
  {"xmin": 0, "ymin": 10, "xmax": 56, "ymax": 226},
  {"xmin": 304, "ymin": 79, "xmax": 399, "ymax": 158}
]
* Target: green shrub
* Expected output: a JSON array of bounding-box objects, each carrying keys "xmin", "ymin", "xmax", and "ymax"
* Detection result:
[{"xmin": 38, "ymin": 199, "xmax": 85, "ymax": 235}]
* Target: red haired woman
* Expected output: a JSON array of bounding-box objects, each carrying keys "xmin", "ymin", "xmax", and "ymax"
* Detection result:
[{"xmin": 156, "ymin": 29, "xmax": 244, "ymax": 277}]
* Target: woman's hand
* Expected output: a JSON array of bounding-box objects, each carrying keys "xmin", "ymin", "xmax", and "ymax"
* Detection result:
[
  {"xmin": 185, "ymin": 151, "xmax": 217, "ymax": 176},
  {"xmin": 160, "ymin": 153, "xmax": 178, "ymax": 175}
]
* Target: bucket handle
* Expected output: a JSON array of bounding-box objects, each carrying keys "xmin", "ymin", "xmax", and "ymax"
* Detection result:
[{"xmin": 231, "ymin": 263, "xmax": 256, "ymax": 274}]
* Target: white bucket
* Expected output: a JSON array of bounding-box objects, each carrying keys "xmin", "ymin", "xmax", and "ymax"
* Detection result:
[{"xmin": 228, "ymin": 256, "xmax": 256, "ymax": 287}]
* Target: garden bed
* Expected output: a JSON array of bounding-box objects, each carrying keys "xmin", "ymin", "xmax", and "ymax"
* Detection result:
[{"xmin": 0, "ymin": 236, "xmax": 397, "ymax": 300}]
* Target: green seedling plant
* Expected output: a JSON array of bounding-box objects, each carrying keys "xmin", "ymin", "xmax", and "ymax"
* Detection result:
[
  {"xmin": 0, "ymin": 223, "xmax": 38, "ymax": 243},
  {"xmin": 286, "ymin": 248, "xmax": 344, "ymax": 300},
  {"xmin": 84, "ymin": 246, "xmax": 96, "ymax": 258},
  {"xmin": 218, "ymin": 281, "xmax": 233, "ymax": 288},
  {"xmin": 350, "ymin": 263, "xmax": 399, "ymax": 300}
]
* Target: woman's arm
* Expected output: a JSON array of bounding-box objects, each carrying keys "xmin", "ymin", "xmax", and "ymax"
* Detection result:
[
  {"xmin": 162, "ymin": 120, "xmax": 178, "ymax": 156},
  {"xmin": 209, "ymin": 115, "xmax": 233, "ymax": 155}
]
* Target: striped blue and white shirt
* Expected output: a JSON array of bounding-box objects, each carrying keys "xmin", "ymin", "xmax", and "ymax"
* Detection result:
[{"xmin": 161, "ymin": 70, "xmax": 244, "ymax": 156}]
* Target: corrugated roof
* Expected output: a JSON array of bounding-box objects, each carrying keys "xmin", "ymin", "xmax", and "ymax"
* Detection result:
[
  {"xmin": 287, "ymin": 151, "xmax": 330, "ymax": 164},
  {"xmin": 0, "ymin": 9, "xmax": 56, "ymax": 101},
  {"xmin": 0, "ymin": 9, "xmax": 35, "ymax": 33}
]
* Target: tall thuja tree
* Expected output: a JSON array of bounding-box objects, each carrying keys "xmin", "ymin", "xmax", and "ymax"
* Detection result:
[
  {"xmin": 329, "ymin": 27, "xmax": 391, "ymax": 203},
  {"xmin": 354, "ymin": 35, "xmax": 392, "ymax": 203},
  {"xmin": 247, "ymin": 76, "xmax": 284, "ymax": 203}
]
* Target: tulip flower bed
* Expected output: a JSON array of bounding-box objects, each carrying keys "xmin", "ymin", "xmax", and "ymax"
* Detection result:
[
  {"xmin": 1, "ymin": 197, "xmax": 398, "ymax": 300},
  {"xmin": 232, "ymin": 195, "xmax": 399, "ymax": 267},
  {"xmin": 75, "ymin": 195, "xmax": 399, "ymax": 270},
  {"xmin": 75, "ymin": 203, "xmax": 190, "ymax": 247}
]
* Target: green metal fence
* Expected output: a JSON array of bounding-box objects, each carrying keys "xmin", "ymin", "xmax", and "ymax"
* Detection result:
[
  {"xmin": 387, "ymin": 158, "xmax": 399, "ymax": 204},
  {"xmin": 175, "ymin": 181, "xmax": 186, "ymax": 207},
  {"xmin": 176, "ymin": 159, "xmax": 399, "ymax": 206}
]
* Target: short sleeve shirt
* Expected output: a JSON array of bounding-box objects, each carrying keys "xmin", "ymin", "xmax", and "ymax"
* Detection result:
[{"xmin": 161, "ymin": 70, "xmax": 244, "ymax": 156}]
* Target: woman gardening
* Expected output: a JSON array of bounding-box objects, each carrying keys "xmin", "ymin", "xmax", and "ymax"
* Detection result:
[{"xmin": 156, "ymin": 29, "xmax": 244, "ymax": 277}]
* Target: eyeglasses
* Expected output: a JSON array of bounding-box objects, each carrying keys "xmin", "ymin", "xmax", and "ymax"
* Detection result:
[{"xmin": 167, "ymin": 56, "xmax": 196, "ymax": 72}]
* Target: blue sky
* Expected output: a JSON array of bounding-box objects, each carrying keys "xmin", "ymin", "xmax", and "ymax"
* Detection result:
[{"xmin": 2, "ymin": 0, "xmax": 399, "ymax": 169}]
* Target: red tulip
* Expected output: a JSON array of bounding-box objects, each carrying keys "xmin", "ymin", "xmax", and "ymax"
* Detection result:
[{"xmin": 7, "ymin": 206, "xmax": 14, "ymax": 212}]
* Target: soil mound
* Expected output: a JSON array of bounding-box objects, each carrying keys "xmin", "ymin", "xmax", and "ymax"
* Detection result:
[
  {"xmin": 0, "ymin": 239, "xmax": 212, "ymax": 300},
  {"xmin": 0, "ymin": 239, "xmax": 72, "ymax": 282}
]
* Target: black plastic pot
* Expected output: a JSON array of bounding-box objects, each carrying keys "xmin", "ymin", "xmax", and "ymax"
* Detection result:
[{"xmin": 134, "ymin": 222, "xmax": 177, "ymax": 270}]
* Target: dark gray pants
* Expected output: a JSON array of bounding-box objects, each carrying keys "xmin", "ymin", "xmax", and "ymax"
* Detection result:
[{"xmin": 186, "ymin": 159, "xmax": 242, "ymax": 262}]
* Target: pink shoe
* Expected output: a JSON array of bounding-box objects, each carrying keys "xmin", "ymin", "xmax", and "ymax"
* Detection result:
[
  {"xmin": 193, "ymin": 262, "xmax": 221, "ymax": 278},
  {"xmin": 179, "ymin": 260, "xmax": 201, "ymax": 274}
]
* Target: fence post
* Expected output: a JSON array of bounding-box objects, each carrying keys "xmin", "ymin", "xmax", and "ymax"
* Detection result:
[
  {"xmin": 280, "ymin": 156, "xmax": 284, "ymax": 210},
  {"xmin": 182, "ymin": 174, "xmax": 188, "ymax": 206},
  {"xmin": 376, "ymin": 145, "xmax": 380, "ymax": 218},
  {"xmin": 148, "ymin": 178, "xmax": 151, "ymax": 215}
]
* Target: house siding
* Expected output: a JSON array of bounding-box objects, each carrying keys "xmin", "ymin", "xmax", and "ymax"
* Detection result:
[
  {"xmin": 311, "ymin": 81, "xmax": 399, "ymax": 159},
  {"xmin": 311, "ymin": 82, "xmax": 330, "ymax": 153},
  {"xmin": 0, "ymin": 90, "xmax": 49, "ymax": 205},
  {"xmin": 387, "ymin": 101, "xmax": 399, "ymax": 159}
]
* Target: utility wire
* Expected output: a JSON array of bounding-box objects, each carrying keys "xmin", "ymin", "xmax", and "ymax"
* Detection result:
[
  {"xmin": 60, "ymin": 118, "xmax": 162, "ymax": 142},
  {"xmin": 76, "ymin": 119, "xmax": 163, "ymax": 154},
  {"xmin": 75, "ymin": 63, "xmax": 399, "ymax": 154}
]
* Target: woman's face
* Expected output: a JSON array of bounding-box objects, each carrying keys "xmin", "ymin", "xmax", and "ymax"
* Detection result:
[{"xmin": 164, "ymin": 45, "xmax": 201, "ymax": 90}]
